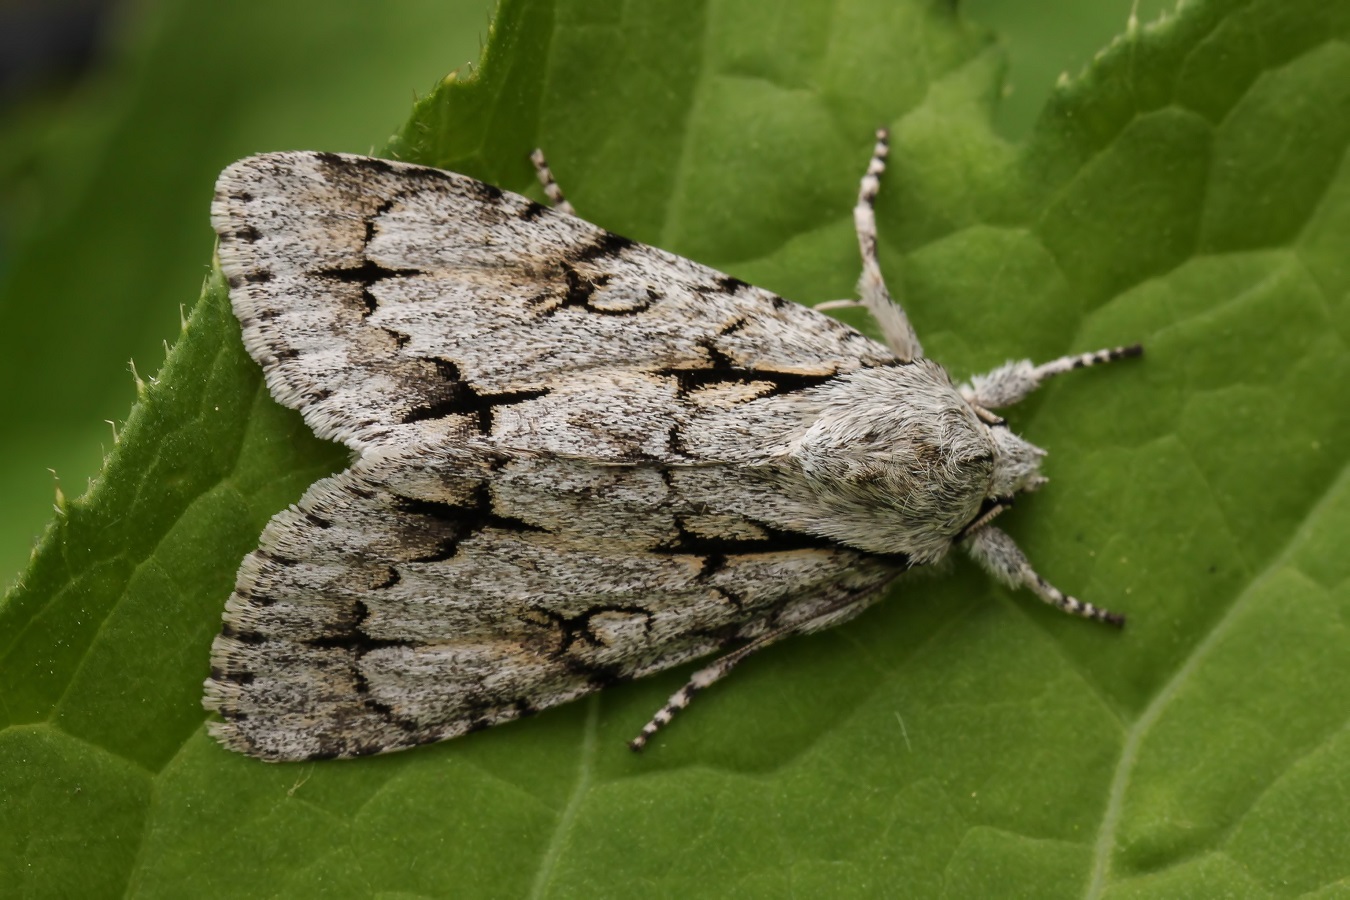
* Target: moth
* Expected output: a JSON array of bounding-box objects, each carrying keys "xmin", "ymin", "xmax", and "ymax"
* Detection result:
[{"xmin": 204, "ymin": 131, "xmax": 1140, "ymax": 761}]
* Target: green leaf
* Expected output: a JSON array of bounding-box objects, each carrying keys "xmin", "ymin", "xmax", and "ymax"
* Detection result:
[
  {"xmin": 0, "ymin": 0, "xmax": 499, "ymax": 592},
  {"xmin": 4, "ymin": 0, "xmax": 1350, "ymax": 896}
]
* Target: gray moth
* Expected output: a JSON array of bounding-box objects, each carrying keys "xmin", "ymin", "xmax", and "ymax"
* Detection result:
[{"xmin": 204, "ymin": 130, "xmax": 1140, "ymax": 761}]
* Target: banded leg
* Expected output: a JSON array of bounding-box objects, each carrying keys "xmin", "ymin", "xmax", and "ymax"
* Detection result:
[
  {"xmin": 629, "ymin": 595, "xmax": 872, "ymax": 751},
  {"xmin": 964, "ymin": 344, "xmax": 1143, "ymax": 410},
  {"xmin": 529, "ymin": 149, "xmax": 576, "ymax": 216},
  {"xmin": 854, "ymin": 128, "xmax": 923, "ymax": 362},
  {"xmin": 630, "ymin": 628, "xmax": 788, "ymax": 751},
  {"xmin": 965, "ymin": 524, "xmax": 1125, "ymax": 627}
]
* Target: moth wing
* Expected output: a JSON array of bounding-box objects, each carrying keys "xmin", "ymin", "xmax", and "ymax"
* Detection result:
[
  {"xmin": 206, "ymin": 151, "xmax": 914, "ymax": 760},
  {"xmin": 205, "ymin": 462, "xmax": 901, "ymax": 760},
  {"xmin": 211, "ymin": 151, "xmax": 898, "ymax": 454}
]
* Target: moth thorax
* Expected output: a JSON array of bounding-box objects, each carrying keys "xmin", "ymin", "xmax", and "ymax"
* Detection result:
[
  {"xmin": 787, "ymin": 396, "xmax": 995, "ymax": 550},
  {"xmin": 988, "ymin": 427, "xmax": 1048, "ymax": 497}
]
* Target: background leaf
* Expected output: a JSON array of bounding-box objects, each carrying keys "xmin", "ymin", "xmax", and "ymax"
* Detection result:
[
  {"xmin": 0, "ymin": 0, "xmax": 499, "ymax": 590},
  {"xmin": 3, "ymin": 0, "xmax": 1349, "ymax": 897}
]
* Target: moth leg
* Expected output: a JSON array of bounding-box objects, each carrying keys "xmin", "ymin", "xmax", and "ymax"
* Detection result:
[
  {"xmin": 965, "ymin": 524, "xmax": 1125, "ymax": 627},
  {"xmin": 529, "ymin": 149, "xmax": 577, "ymax": 216},
  {"xmin": 628, "ymin": 596, "xmax": 868, "ymax": 751},
  {"xmin": 854, "ymin": 127, "xmax": 924, "ymax": 362},
  {"xmin": 963, "ymin": 344, "xmax": 1143, "ymax": 410},
  {"xmin": 627, "ymin": 627, "xmax": 789, "ymax": 751}
]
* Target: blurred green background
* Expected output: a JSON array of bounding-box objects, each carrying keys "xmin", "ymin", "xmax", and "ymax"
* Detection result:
[{"xmin": 0, "ymin": 0, "xmax": 1165, "ymax": 589}]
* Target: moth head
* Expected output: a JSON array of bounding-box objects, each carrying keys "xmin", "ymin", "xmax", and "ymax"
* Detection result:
[{"xmin": 987, "ymin": 426, "xmax": 1048, "ymax": 498}]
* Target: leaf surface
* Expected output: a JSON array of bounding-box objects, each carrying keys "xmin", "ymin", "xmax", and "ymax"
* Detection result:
[{"xmin": 2, "ymin": 0, "xmax": 1348, "ymax": 896}]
